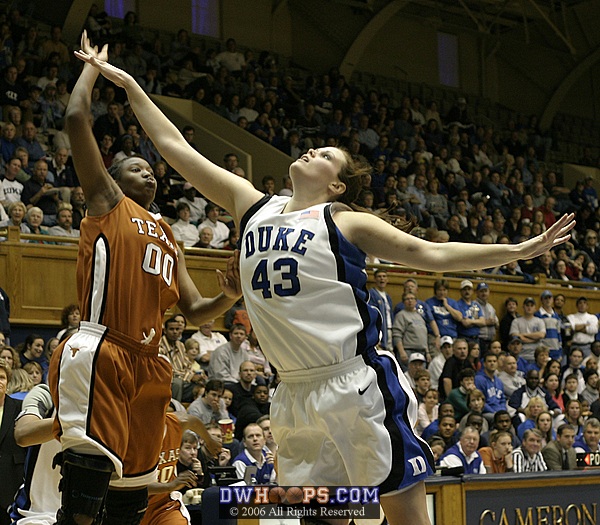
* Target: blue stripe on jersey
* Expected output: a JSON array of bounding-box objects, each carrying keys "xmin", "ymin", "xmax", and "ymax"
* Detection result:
[
  {"xmin": 364, "ymin": 348, "xmax": 434, "ymax": 493},
  {"xmin": 239, "ymin": 195, "xmax": 272, "ymax": 242},
  {"xmin": 9, "ymin": 445, "xmax": 41, "ymax": 520},
  {"xmin": 324, "ymin": 206, "xmax": 380, "ymax": 356}
]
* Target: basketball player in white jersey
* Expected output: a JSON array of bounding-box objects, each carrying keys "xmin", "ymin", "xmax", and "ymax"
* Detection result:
[{"xmin": 77, "ymin": 37, "xmax": 575, "ymax": 525}]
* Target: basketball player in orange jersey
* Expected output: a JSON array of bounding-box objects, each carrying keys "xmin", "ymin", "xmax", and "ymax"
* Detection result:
[{"xmin": 48, "ymin": 33, "xmax": 241, "ymax": 525}]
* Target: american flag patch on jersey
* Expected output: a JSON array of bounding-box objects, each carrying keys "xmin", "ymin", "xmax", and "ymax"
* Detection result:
[{"xmin": 300, "ymin": 210, "xmax": 320, "ymax": 220}]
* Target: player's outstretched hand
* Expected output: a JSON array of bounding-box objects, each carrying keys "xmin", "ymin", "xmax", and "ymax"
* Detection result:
[
  {"xmin": 75, "ymin": 32, "xmax": 131, "ymax": 89},
  {"xmin": 518, "ymin": 213, "xmax": 575, "ymax": 260},
  {"xmin": 79, "ymin": 30, "xmax": 108, "ymax": 62},
  {"xmin": 217, "ymin": 249, "xmax": 242, "ymax": 299}
]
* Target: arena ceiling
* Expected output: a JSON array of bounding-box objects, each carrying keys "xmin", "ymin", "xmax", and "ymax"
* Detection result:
[{"xmin": 326, "ymin": 0, "xmax": 599, "ymax": 57}]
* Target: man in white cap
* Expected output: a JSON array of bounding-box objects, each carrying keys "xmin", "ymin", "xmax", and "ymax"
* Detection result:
[
  {"xmin": 393, "ymin": 291, "xmax": 429, "ymax": 368},
  {"xmin": 457, "ymin": 280, "xmax": 485, "ymax": 345},
  {"xmin": 177, "ymin": 182, "xmax": 207, "ymax": 224},
  {"xmin": 510, "ymin": 298, "xmax": 546, "ymax": 363},
  {"xmin": 404, "ymin": 352, "xmax": 427, "ymax": 390},
  {"xmin": 430, "ymin": 335, "xmax": 453, "ymax": 391}
]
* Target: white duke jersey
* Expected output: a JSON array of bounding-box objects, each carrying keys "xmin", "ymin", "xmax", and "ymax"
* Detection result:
[{"xmin": 239, "ymin": 195, "xmax": 381, "ymax": 372}]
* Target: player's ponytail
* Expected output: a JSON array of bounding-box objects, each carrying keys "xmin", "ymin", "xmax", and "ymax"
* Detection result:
[{"xmin": 336, "ymin": 148, "xmax": 416, "ymax": 233}]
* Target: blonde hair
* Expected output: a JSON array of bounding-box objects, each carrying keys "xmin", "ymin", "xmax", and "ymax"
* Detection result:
[
  {"xmin": 525, "ymin": 396, "xmax": 545, "ymax": 418},
  {"xmin": 7, "ymin": 201, "xmax": 27, "ymax": 217},
  {"xmin": 7, "ymin": 367, "xmax": 34, "ymax": 394},
  {"xmin": 23, "ymin": 361, "xmax": 43, "ymax": 375}
]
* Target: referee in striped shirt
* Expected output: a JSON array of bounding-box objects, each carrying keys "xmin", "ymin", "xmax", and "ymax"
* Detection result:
[{"xmin": 512, "ymin": 429, "xmax": 548, "ymax": 472}]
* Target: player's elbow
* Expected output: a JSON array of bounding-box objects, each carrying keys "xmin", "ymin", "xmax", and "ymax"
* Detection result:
[{"xmin": 14, "ymin": 427, "xmax": 32, "ymax": 447}]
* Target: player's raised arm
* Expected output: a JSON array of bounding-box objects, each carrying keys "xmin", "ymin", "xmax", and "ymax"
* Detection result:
[
  {"xmin": 66, "ymin": 31, "xmax": 122, "ymax": 216},
  {"xmin": 338, "ymin": 211, "xmax": 575, "ymax": 272},
  {"xmin": 74, "ymin": 44, "xmax": 264, "ymax": 225}
]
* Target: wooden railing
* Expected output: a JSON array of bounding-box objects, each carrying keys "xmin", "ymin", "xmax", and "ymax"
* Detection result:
[{"xmin": 2, "ymin": 226, "xmax": 599, "ymax": 330}]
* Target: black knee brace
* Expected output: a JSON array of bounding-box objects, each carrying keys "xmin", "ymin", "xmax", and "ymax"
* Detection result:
[
  {"xmin": 54, "ymin": 450, "xmax": 115, "ymax": 525},
  {"xmin": 104, "ymin": 488, "xmax": 149, "ymax": 525}
]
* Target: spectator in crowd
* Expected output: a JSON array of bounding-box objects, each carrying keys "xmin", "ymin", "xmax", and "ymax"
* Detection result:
[
  {"xmin": 69, "ymin": 186, "xmax": 86, "ymax": 230},
  {"xmin": 429, "ymin": 335, "xmax": 453, "ymax": 391},
  {"xmin": 232, "ymin": 423, "xmax": 276, "ymax": 484},
  {"xmin": 56, "ymin": 303, "xmax": 80, "ymax": 341},
  {"xmin": 440, "ymin": 338, "xmax": 470, "ymax": 398},
  {"xmin": 534, "ymin": 410, "xmax": 556, "ymax": 448},
  {"xmin": 21, "ymin": 159, "xmax": 60, "ymax": 226},
  {"xmin": 430, "ymin": 414, "xmax": 460, "ymax": 452},
  {"xmin": 160, "ymin": 317, "xmax": 203, "ymax": 403},
  {"xmin": 497, "ymin": 354, "xmax": 526, "ymax": 397},
  {"xmin": 0, "ymin": 200, "xmax": 30, "ymax": 235},
  {"xmin": 48, "ymin": 205, "xmax": 80, "ymax": 243},
  {"xmin": 0, "ymin": 359, "xmax": 25, "ymax": 525},
  {"xmin": 195, "ymin": 226, "xmax": 215, "ymax": 249},
  {"xmin": 198, "ymin": 202, "xmax": 230, "ymax": 248},
  {"xmin": 15, "ymin": 122, "xmax": 45, "ymax": 168},
  {"xmin": 509, "ymin": 367, "xmax": 561, "ymax": 425},
  {"xmin": 554, "ymin": 398, "xmax": 584, "ymax": 438},
  {"xmin": 567, "ymin": 296, "xmax": 599, "ymax": 357},
  {"xmin": 403, "ymin": 353, "xmax": 427, "ymax": 391},
  {"xmin": 234, "ymin": 384, "xmax": 270, "ymax": 440},
  {"xmin": 542, "ymin": 424, "xmax": 577, "ymax": 471},
  {"xmin": 512, "ymin": 429, "xmax": 547, "ymax": 473},
  {"xmin": 516, "ymin": 396, "xmax": 546, "ymax": 440},
  {"xmin": 479, "ymin": 410, "xmax": 521, "ymax": 448},
  {"xmin": 426, "ymin": 279, "xmax": 462, "ymax": 341},
  {"xmin": 257, "ymin": 415, "xmax": 278, "ymax": 456},
  {"xmin": 574, "ymin": 418, "xmax": 600, "ymax": 453},
  {"xmin": 535, "ymin": 290, "xmax": 563, "ymax": 362},
  {"xmin": 446, "ymin": 368, "xmax": 477, "ymax": 421},
  {"xmin": 171, "ymin": 201, "xmax": 200, "ymax": 247},
  {"xmin": 417, "ymin": 388, "xmax": 439, "ymax": 436},
  {"xmin": 189, "ymin": 320, "xmax": 227, "ymax": 366},
  {"xmin": 475, "ymin": 282, "xmax": 498, "ymax": 355},
  {"xmin": 475, "ymin": 353, "xmax": 507, "ymax": 418},
  {"xmin": 393, "ymin": 293, "xmax": 429, "ymax": 366},
  {"xmin": 187, "ymin": 379, "xmax": 228, "ymax": 425},
  {"xmin": 479, "ymin": 430, "xmax": 514, "ymax": 473},
  {"xmin": 177, "ymin": 182, "xmax": 208, "ymax": 225},
  {"xmin": 216, "ymin": 38, "xmax": 245, "ymax": 77},
  {"xmin": 227, "ymin": 360, "xmax": 259, "ymax": 417},
  {"xmin": 456, "ymin": 280, "xmax": 485, "ymax": 345},
  {"xmin": 458, "ymin": 389, "xmax": 489, "ymax": 433},
  {"xmin": 439, "ymin": 426, "xmax": 485, "ymax": 474},
  {"xmin": 368, "ymin": 269, "xmax": 394, "ymax": 351},
  {"xmin": 209, "ymin": 324, "xmax": 249, "ymax": 384},
  {"xmin": 581, "ymin": 369, "xmax": 599, "ymax": 406},
  {"xmin": 0, "ymin": 156, "xmax": 23, "ymax": 206},
  {"xmin": 510, "ymin": 297, "xmax": 546, "ymax": 363}
]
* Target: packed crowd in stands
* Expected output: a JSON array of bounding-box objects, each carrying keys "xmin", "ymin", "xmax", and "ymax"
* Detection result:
[
  {"xmin": 2, "ymin": 4, "xmax": 600, "ymax": 522},
  {"xmin": 0, "ymin": 5, "xmax": 599, "ymax": 280}
]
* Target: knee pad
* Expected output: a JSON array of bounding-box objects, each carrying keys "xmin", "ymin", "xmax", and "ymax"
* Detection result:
[
  {"xmin": 104, "ymin": 487, "xmax": 149, "ymax": 525},
  {"xmin": 54, "ymin": 450, "xmax": 115, "ymax": 524}
]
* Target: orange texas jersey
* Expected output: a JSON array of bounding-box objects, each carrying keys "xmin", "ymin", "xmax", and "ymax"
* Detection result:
[{"xmin": 77, "ymin": 196, "xmax": 180, "ymax": 345}]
